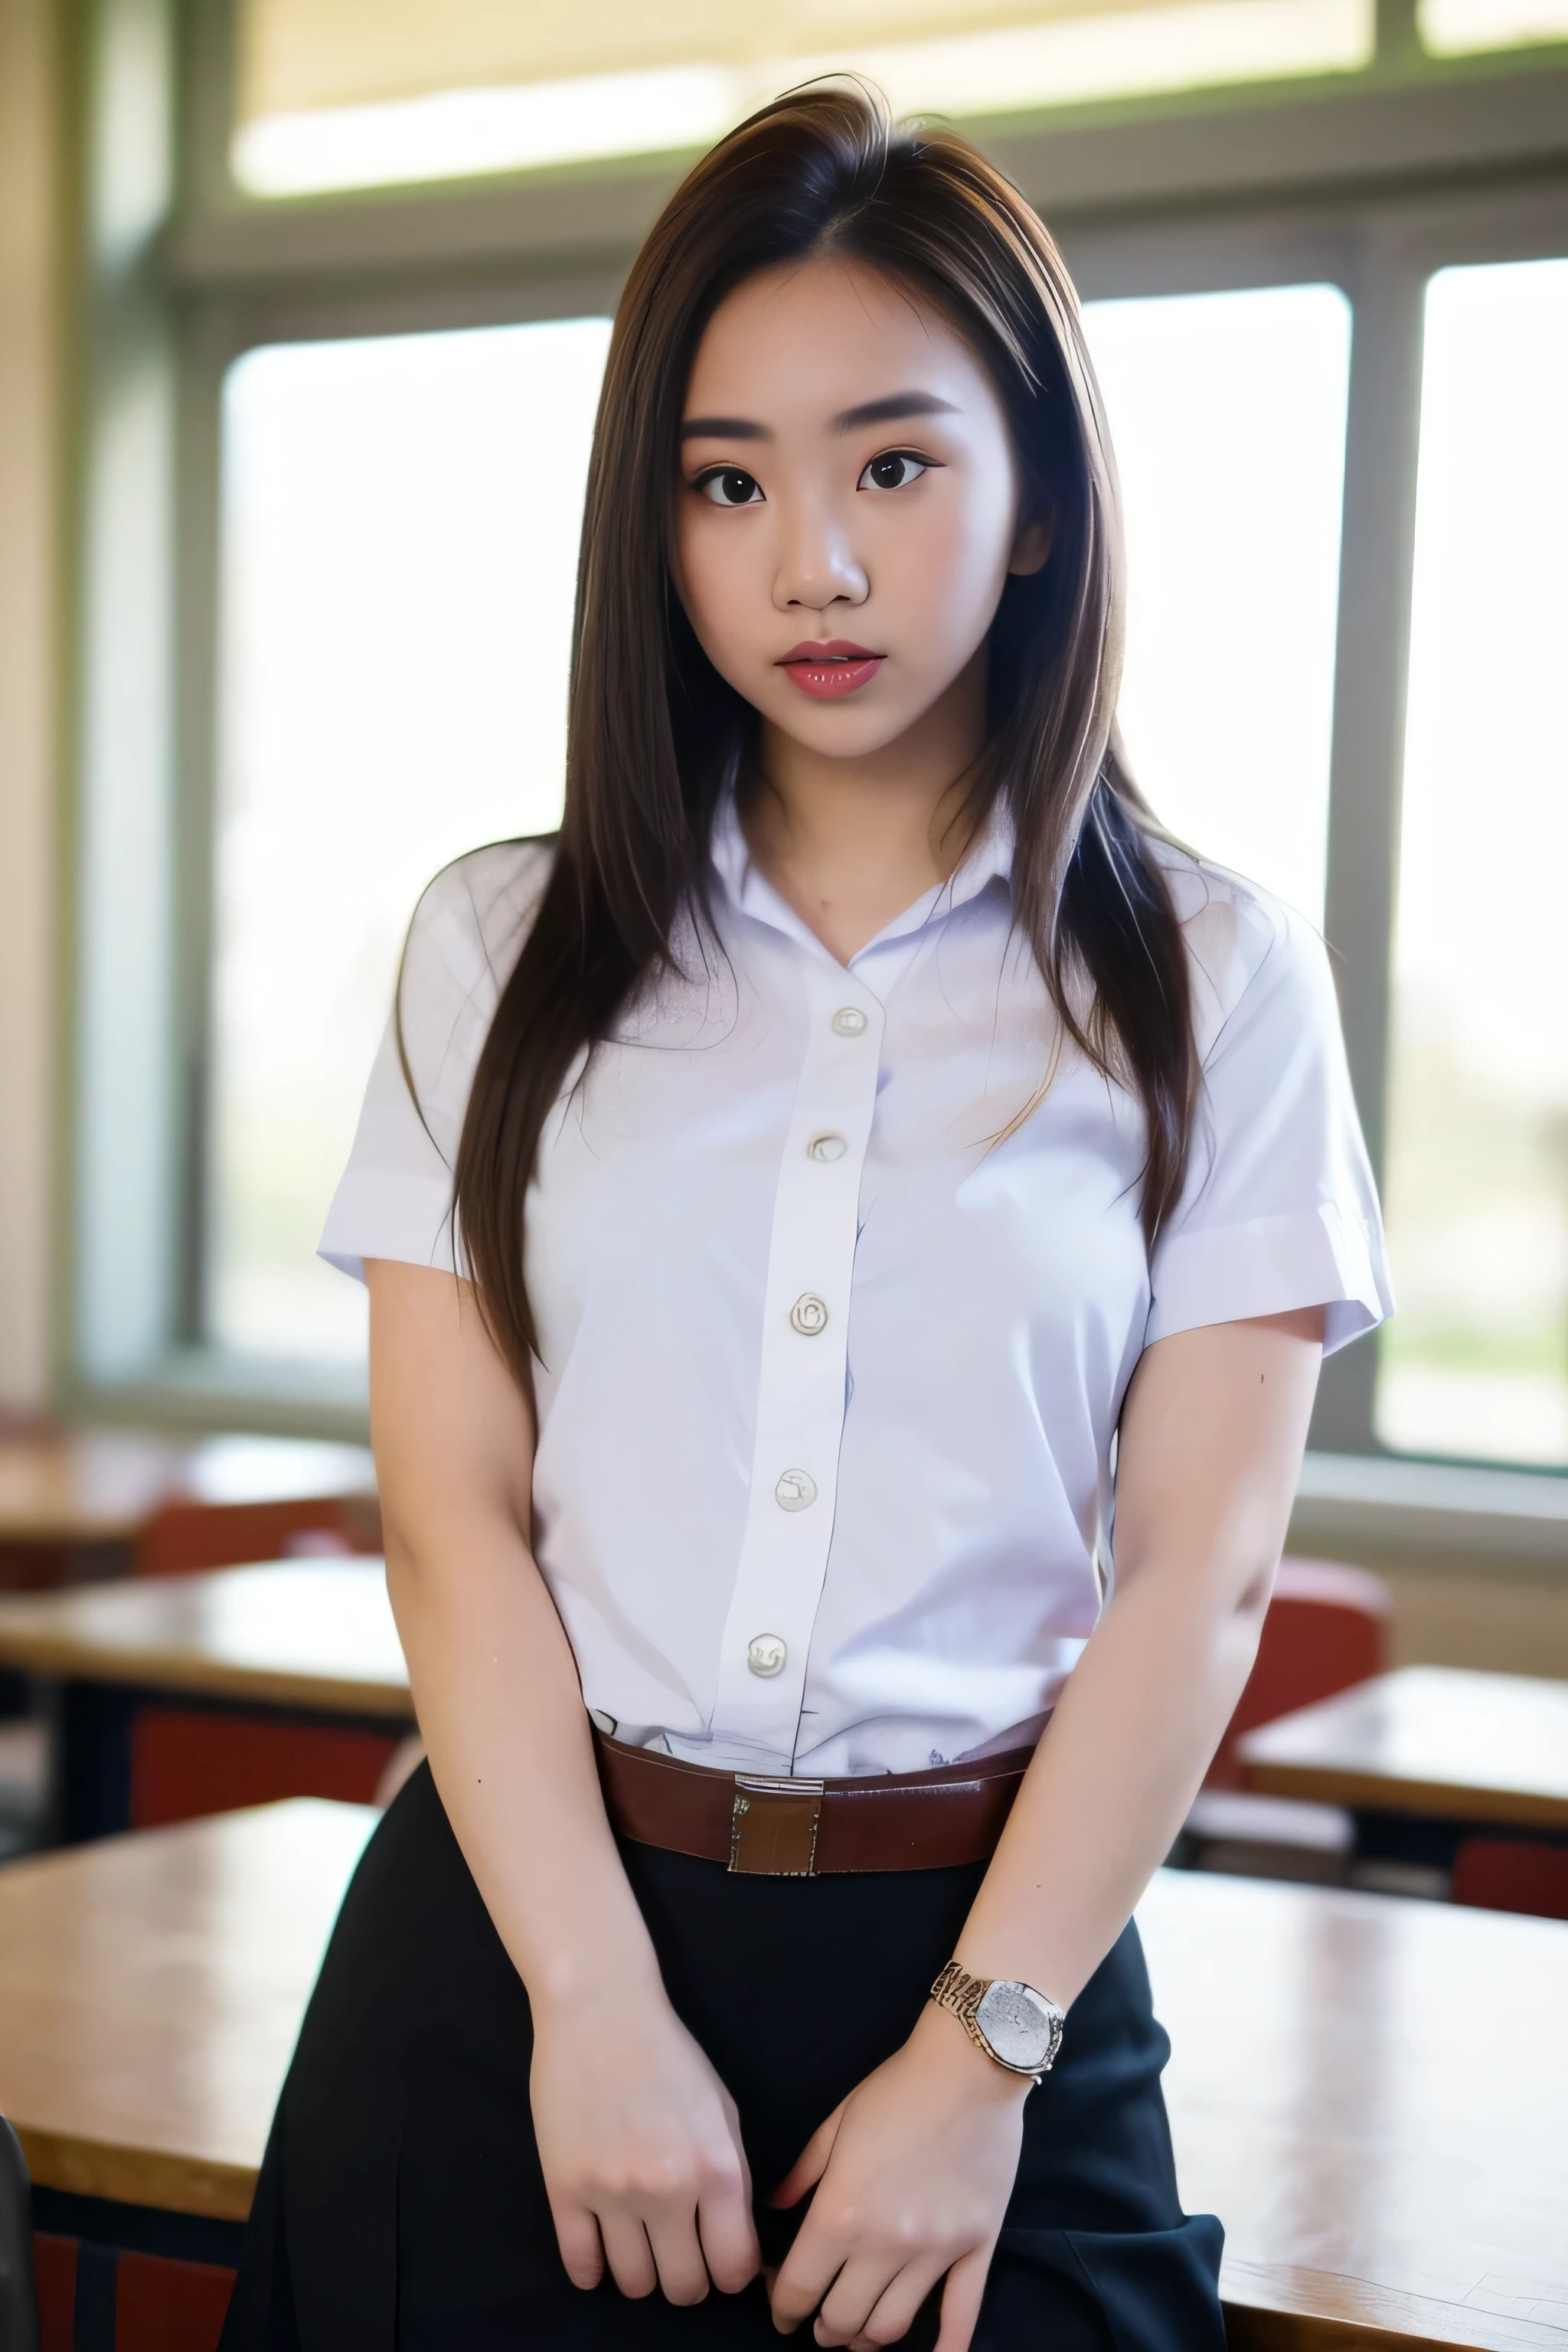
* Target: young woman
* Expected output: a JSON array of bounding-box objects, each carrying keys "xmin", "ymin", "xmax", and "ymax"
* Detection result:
[{"xmin": 222, "ymin": 80, "xmax": 1390, "ymax": 2352}]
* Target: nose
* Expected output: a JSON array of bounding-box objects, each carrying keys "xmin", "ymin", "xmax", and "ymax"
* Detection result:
[{"xmin": 772, "ymin": 497, "xmax": 868, "ymax": 614}]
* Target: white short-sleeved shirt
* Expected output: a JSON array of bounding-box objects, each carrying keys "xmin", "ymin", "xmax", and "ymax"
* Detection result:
[{"xmin": 321, "ymin": 798, "xmax": 1391, "ymax": 1779}]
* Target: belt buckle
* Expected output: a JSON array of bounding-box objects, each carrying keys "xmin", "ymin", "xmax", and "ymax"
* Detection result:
[{"xmin": 730, "ymin": 1775, "xmax": 825, "ymax": 1876}]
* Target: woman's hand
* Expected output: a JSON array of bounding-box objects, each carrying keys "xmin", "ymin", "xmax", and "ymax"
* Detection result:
[
  {"xmin": 769, "ymin": 2005, "xmax": 1027, "ymax": 2349},
  {"xmin": 368, "ymin": 1262, "xmax": 757, "ymax": 2308},
  {"xmin": 530, "ymin": 1981, "xmax": 762, "ymax": 2307}
]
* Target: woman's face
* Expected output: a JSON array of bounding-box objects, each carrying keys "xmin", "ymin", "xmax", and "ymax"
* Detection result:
[{"xmin": 674, "ymin": 256, "xmax": 1048, "ymax": 763}]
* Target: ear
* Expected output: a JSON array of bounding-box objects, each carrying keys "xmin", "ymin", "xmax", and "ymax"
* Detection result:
[{"xmin": 1008, "ymin": 507, "xmax": 1056, "ymax": 578}]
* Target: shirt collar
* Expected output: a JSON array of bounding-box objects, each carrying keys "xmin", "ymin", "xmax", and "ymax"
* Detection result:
[{"xmin": 708, "ymin": 789, "xmax": 1015, "ymax": 964}]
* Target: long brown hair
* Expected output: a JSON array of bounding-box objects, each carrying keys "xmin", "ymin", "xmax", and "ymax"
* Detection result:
[{"xmin": 444, "ymin": 80, "xmax": 1196, "ymax": 1385}]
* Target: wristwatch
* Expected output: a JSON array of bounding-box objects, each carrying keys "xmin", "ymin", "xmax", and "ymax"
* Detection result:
[{"xmin": 929, "ymin": 1960, "xmax": 1065, "ymax": 2082}]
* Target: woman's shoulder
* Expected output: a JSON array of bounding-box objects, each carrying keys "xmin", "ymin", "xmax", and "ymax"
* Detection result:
[
  {"xmin": 406, "ymin": 835, "xmax": 557, "ymax": 992},
  {"xmin": 396, "ymin": 837, "xmax": 556, "ymax": 1106},
  {"xmin": 1145, "ymin": 837, "xmax": 1335, "ymax": 1063}
]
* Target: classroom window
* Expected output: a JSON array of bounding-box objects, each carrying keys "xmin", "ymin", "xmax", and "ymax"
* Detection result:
[
  {"xmin": 70, "ymin": 0, "xmax": 1568, "ymax": 1500},
  {"xmin": 1083, "ymin": 283, "xmax": 1352, "ymax": 921},
  {"xmin": 1418, "ymin": 0, "xmax": 1568, "ymax": 56},
  {"xmin": 1377, "ymin": 256, "xmax": 1568, "ymax": 1468},
  {"xmin": 204, "ymin": 283, "xmax": 1352, "ymax": 1374},
  {"xmin": 208, "ymin": 316, "xmax": 612, "ymax": 1364},
  {"xmin": 230, "ymin": 0, "xmax": 1374, "ymax": 196}
]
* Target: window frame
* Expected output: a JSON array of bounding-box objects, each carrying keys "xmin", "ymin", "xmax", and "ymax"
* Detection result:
[{"xmin": 60, "ymin": 0, "xmax": 1568, "ymax": 1547}]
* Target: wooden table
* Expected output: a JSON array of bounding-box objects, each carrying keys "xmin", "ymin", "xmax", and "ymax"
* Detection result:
[
  {"xmin": 2, "ymin": 1806, "xmax": 1563, "ymax": 2349},
  {"xmin": 1238, "ymin": 1667, "xmax": 1568, "ymax": 1865},
  {"xmin": 0, "ymin": 1428, "xmax": 377, "ymax": 1585},
  {"xmin": 0, "ymin": 1800, "xmax": 374, "ymax": 2265},
  {"xmin": 0, "ymin": 1560, "xmax": 413, "ymax": 1840},
  {"xmin": 1145, "ymin": 1869, "xmax": 1568, "ymax": 2350}
]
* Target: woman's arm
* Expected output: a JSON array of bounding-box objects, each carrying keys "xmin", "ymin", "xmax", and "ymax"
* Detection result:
[
  {"xmin": 769, "ymin": 1305, "xmax": 1324, "ymax": 2351},
  {"xmin": 366, "ymin": 1259, "xmax": 760, "ymax": 2306}
]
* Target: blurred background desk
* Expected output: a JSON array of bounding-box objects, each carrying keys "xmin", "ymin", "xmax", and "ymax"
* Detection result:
[
  {"xmin": 1145, "ymin": 1867, "xmax": 1568, "ymax": 2350},
  {"xmin": 1, "ymin": 1808, "xmax": 1563, "ymax": 2352},
  {"xmin": 1237, "ymin": 1666, "xmax": 1568, "ymax": 1913},
  {"xmin": 0, "ymin": 1801, "xmax": 374, "ymax": 2238},
  {"xmin": 0, "ymin": 1430, "xmax": 378, "ymax": 1590},
  {"xmin": 0, "ymin": 1800, "xmax": 376, "ymax": 2349},
  {"xmin": 0, "ymin": 1561, "xmax": 412, "ymax": 1842},
  {"xmin": 1238, "ymin": 1664, "xmax": 1568, "ymax": 1832}
]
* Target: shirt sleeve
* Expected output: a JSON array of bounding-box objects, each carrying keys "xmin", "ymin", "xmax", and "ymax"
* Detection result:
[
  {"xmin": 1145, "ymin": 869, "xmax": 1393, "ymax": 1357},
  {"xmin": 317, "ymin": 840, "xmax": 553, "ymax": 1285}
]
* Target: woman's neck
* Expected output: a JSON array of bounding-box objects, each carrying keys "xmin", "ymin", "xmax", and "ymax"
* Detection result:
[{"xmin": 740, "ymin": 647, "xmax": 989, "ymax": 964}]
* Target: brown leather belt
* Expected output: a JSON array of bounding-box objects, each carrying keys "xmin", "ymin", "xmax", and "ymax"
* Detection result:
[{"xmin": 593, "ymin": 1730, "xmax": 1036, "ymax": 1877}]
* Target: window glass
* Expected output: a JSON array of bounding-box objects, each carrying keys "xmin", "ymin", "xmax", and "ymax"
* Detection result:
[
  {"xmin": 1377, "ymin": 259, "xmax": 1568, "ymax": 1468},
  {"xmin": 1418, "ymin": 0, "xmax": 1568, "ymax": 54},
  {"xmin": 1083, "ymin": 284, "xmax": 1352, "ymax": 922},
  {"xmin": 209, "ymin": 288, "xmax": 1351, "ymax": 1371},
  {"xmin": 210, "ymin": 317, "xmax": 612, "ymax": 1365},
  {"xmin": 232, "ymin": 0, "xmax": 1373, "ymax": 195}
]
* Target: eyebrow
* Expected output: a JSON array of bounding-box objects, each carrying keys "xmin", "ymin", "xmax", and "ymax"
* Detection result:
[
  {"xmin": 833, "ymin": 391, "xmax": 961, "ymax": 433},
  {"xmin": 678, "ymin": 390, "xmax": 961, "ymax": 443},
  {"xmin": 679, "ymin": 414, "xmax": 768, "ymax": 442}
]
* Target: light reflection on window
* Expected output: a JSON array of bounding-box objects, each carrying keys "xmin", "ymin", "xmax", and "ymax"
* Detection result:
[
  {"xmin": 1083, "ymin": 283, "xmax": 1352, "ymax": 925},
  {"xmin": 210, "ymin": 318, "xmax": 612, "ymax": 1364},
  {"xmin": 1377, "ymin": 259, "xmax": 1568, "ymax": 1468},
  {"xmin": 1418, "ymin": 0, "xmax": 1568, "ymax": 54}
]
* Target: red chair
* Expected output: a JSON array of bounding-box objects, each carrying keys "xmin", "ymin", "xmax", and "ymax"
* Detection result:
[
  {"xmin": 126, "ymin": 1496, "xmax": 392, "ymax": 1828},
  {"xmin": 128, "ymin": 1709, "xmax": 399, "ymax": 1831},
  {"xmin": 132, "ymin": 1494, "xmax": 377, "ymax": 1578},
  {"xmin": 1206, "ymin": 1557, "xmax": 1391, "ymax": 1790},
  {"xmin": 36, "ymin": 2235, "xmax": 234, "ymax": 2352},
  {"xmin": 1451, "ymin": 1838, "xmax": 1568, "ymax": 1921}
]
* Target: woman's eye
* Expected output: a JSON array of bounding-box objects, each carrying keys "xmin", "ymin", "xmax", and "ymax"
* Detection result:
[
  {"xmin": 860, "ymin": 450, "xmax": 929, "ymax": 492},
  {"xmin": 697, "ymin": 467, "xmax": 763, "ymax": 507}
]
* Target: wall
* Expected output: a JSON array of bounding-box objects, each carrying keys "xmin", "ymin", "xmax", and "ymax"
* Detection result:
[
  {"xmin": 1292, "ymin": 1465, "xmax": 1568, "ymax": 1676},
  {"xmin": 1381, "ymin": 1566, "xmax": 1568, "ymax": 1678},
  {"xmin": 0, "ymin": 0, "xmax": 64, "ymax": 1416}
]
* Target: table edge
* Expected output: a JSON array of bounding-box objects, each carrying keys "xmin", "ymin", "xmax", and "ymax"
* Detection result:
[
  {"xmin": 1240, "ymin": 1760, "xmax": 1568, "ymax": 1830},
  {"xmin": 7, "ymin": 2163, "xmax": 1561, "ymax": 2345},
  {"xmin": 0, "ymin": 1628, "xmax": 413, "ymax": 1718},
  {"xmin": 13, "ymin": 2122, "xmax": 256, "ymax": 2225},
  {"xmin": 0, "ymin": 1516, "xmax": 140, "ymax": 1544},
  {"xmin": 1222, "ymin": 2258, "xmax": 1568, "ymax": 2352}
]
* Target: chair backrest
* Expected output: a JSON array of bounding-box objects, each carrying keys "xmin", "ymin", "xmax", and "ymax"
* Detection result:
[
  {"xmin": 1207, "ymin": 1556, "xmax": 1392, "ymax": 1789},
  {"xmin": 132, "ymin": 1496, "xmax": 361, "ymax": 1578},
  {"xmin": 129, "ymin": 1710, "xmax": 399, "ymax": 1831},
  {"xmin": 33, "ymin": 2233, "xmax": 235, "ymax": 2352},
  {"xmin": 0, "ymin": 2118, "xmax": 41, "ymax": 2352},
  {"xmin": 1451, "ymin": 1837, "xmax": 1568, "ymax": 1921}
]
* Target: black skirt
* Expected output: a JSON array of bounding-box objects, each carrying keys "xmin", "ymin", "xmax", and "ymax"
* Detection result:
[{"xmin": 220, "ymin": 1763, "xmax": 1223, "ymax": 2351}]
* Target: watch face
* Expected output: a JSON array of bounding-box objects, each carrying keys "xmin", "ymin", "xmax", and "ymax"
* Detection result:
[{"xmin": 975, "ymin": 1980, "xmax": 1059, "ymax": 2073}]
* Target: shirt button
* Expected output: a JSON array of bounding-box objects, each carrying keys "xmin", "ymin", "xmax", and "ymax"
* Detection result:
[
  {"xmin": 789, "ymin": 1293, "xmax": 828, "ymax": 1336},
  {"xmin": 774, "ymin": 1468, "xmax": 818, "ymax": 1511},
  {"xmin": 747, "ymin": 1633, "xmax": 787, "ymax": 1678},
  {"xmin": 806, "ymin": 1132, "xmax": 847, "ymax": 1161},
  {"xmin": 831, "ymin": 1006, "xmax": 867, "ymax": 1037}
]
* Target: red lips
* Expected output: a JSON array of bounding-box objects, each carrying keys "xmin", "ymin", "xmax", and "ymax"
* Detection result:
[{"xmin": 778, "ymin": 640, "xmax": 886, "ymax": 699}]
